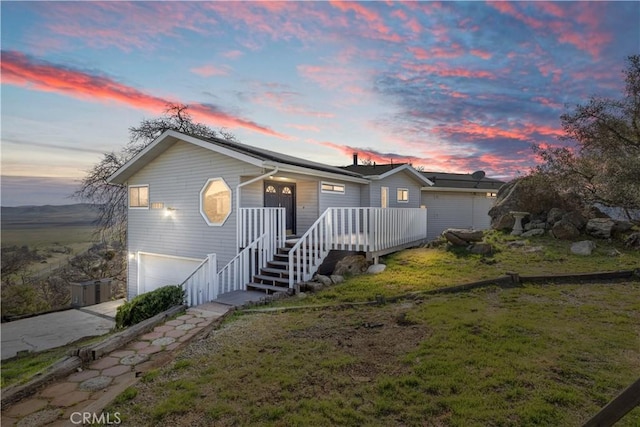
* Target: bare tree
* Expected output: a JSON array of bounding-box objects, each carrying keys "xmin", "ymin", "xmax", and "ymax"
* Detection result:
[
  {"xmin": 74, "ymin": 103, "xmax": 234, "ymax": 242},
  {"xmin": 533, "ymin": 55, "xmax": 640, "ymax": 219}
]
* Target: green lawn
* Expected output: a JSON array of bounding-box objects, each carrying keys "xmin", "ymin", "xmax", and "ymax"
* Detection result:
[
  {"xmin": 110, "ymin": 282, "xmax": 640, "ymax": 426},
  {"xmin": 107, "ymin": 232, "xmax": 640, "ymax": 426},
  {"xmin": 288, "ymin": 231, "xmax": 640, "ymax": 304}
]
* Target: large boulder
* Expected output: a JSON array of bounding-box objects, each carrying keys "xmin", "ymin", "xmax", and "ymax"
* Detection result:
[
  {"xmin": 586, "ymin": 218, "xmax": 615, "ymax": 239},
  {"xmin": 489, "ymin": 180, "xmax": 522, "ymax": 229},
  {"xmin": 613, "ymin": 220, "xmax": 633, "ymax": 235},
  {"xmin": 488, "ymin": 176, "xmax": 580, "ymax": 230},
  {"xmin": 562, "ymin": 211, "xmax": 587, "ymax": 230},
  {"xmin": 333, "ymin": 255, "xmax": 368, "ymax": 276},
  {"xmin": 551, "ymin": 219, "xmax": 580, "ymax": 240},
  {"xmin": 493, "ymin": 214, "xmax": 515, "ymax": 231},
  {"xmin": 442, "ymin": 229, "xmax": 484, "ymax": 246},
  {"xmin": 546, "ymin": 208, "xmax": 565, "ymax": 225}
]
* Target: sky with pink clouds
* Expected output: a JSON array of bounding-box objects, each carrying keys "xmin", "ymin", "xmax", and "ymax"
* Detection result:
[{"xmin": 1, "ymin": 1, "xmax": 638, "ymax": 206}]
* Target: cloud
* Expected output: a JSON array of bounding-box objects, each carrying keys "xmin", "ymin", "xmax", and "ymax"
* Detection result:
[
  {"xmin": 1, "ymin": 50, "xmax": 287, "ymax": 138},
  {"xmin": 1, "ymin": 137, "xmax": 106, "ymax": 155},
  {"xmin": 328, "ymin": 1, "xmax": 403, "ymax": 43},
  {"xmin": 487, "ymin": 1, "xmax": 613, "ymax": 58},
  {"xmin": 190, "ymin": 64, "xmax": 230, "ymax": 77}
]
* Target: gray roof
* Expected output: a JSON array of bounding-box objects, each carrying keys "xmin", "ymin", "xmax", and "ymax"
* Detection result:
[
  {"xmin": 421, "ymin": 171, "xmax": 505, "ymax": 190},
  {"xmin": 340, "ymin": 163, "xmax": 406, "ymax": 176},
  {"xmin": 110, "ymin": 130, "xmax": 505, "ymax": 190},
  {"xmin": 342, "ymin": 163, "xmax": 505, "ymax": 190},
  {"xmin": 196, "ymin": 134, "xmax": 363, "ymax": 178}
]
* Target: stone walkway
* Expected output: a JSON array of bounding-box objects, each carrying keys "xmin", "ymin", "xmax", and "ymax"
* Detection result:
[{"xmin": 1, "ymin": 302, "xmax": 232, "ymax": 427}]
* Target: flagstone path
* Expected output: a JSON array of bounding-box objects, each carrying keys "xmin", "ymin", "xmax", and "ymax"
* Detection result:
[{"xmin": 1, "ymin": 302, "xmax": 232, "ymax": 427}]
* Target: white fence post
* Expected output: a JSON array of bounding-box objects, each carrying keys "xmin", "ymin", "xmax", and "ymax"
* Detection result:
[{"xmin": 208, "ymin": 253, "xmax": 217, "ymax": 301}]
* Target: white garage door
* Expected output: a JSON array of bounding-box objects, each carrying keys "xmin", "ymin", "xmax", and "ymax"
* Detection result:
[
  {"xmin": 422, "ymin": 192, "xmax": 495, "ymax": 240},
  {"xmin": 138, "ymin": 253, "xmax": 203, "ymax": 295}
]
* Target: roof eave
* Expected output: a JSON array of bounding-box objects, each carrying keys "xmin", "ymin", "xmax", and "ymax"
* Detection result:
[
  {"xmin": 421, "ymin": 186, "xmax": 497, "ymax": 193},
  {"xmin": 108, "ymin": 130, "xmax": 266, "ymax": 184},
  {"xmin": 376, "ymin": 164, "xmax": 434, "ymax": 186},
  {"xmin": 265, "ymin": 161, "xmax": 370, "ymax": 183}
]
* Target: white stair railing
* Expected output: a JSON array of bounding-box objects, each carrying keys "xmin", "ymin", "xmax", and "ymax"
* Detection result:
[
  {"xmin": 218, "ymin": 231, "xmax": 275, "ymax": 296},
  {"xmin": 288, "ymin": 208, "xmax": 427, "ymax": 288},
  {"xmin": 181, "ymin": 207, "xmax": 286, "ymax": 307},
  {"xmin": 180, "ymin": 254, "xmax": 217, "ymax": 307},
  {"xmin": 238, "ymin": 208, "xmax": 286, "ymax": 250}
]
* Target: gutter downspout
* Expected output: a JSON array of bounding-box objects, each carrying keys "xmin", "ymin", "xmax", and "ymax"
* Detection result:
[{"xmin": 236, "ymin": 166, "xmax": 280, "ymax": 253}]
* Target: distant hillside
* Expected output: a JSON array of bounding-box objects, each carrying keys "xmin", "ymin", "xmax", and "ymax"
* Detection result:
[{"xmin": 1, "ymin": 204, "xmax": 100, "ymax": 229}]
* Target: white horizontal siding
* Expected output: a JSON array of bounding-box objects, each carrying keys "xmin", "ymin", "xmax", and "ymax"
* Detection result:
[
  {"xmin": 370, "ymin": 172, "xmax": 422, "ymax": 208},
  {"xmin": 296, "ymin": 180, "xmax": 319, "ymax": 235},
  {"xmin": 319, "ymin": 181, "xmax": 362, "ymax": 212},
  {"xmin": 421, "ymin": 192, "xmax": 496, "ymax": 240},
  {"xmin": 126, "ymin": 140, "xmax": 262, "ymax": 297}
]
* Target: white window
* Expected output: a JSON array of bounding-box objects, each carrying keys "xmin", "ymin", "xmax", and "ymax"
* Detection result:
[
  {"xmin": 200, "ymin": 178, "xmax": 232, "ymax": 226},
  {"xmin": 381, "ymin": 186, "xmax": 389, "ymax": 208},
  {"xmin": 397, "ymin": 188, "xmax": 409, "ymax": 203},
  {"xmin": 129, "ymin": 185, "xmax": 149, "ymax": 208},
  {"xmin": 321, "ymin": 182, "xmax": 345, "ymax": 194}
]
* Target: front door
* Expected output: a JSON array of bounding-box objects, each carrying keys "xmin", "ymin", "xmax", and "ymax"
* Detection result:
[{"xmin": 264, "ymin": 181, "xmax": 296, "ymax": 235}]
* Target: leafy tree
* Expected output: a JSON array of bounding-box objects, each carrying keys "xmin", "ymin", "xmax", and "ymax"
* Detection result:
[
  {"xmin": 74, "ymin": 103, "xmax": 235, "ymax": 242},
  {"xmin": 534, "ymin": 55, "xmax": 640, "ymax": 220}
]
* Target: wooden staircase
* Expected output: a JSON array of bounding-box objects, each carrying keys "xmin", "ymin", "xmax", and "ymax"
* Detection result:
[{"xmin": 246, "ymin": 240, "xmax": 320, "ymax": 294}]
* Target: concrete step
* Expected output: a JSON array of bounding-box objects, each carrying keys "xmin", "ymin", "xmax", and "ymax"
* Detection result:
[{"xmin": 246, "ymin": 282, "xmax": 290, "ymax": 293}]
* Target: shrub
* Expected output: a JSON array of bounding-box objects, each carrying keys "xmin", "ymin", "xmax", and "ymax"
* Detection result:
[{"xmin": 115, "ymin": 285, "xmax": 185, "ymax": 328}]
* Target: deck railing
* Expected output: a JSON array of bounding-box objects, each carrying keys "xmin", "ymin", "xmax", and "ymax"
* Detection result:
[
  {"xmin": 238, "ymin": 207, "xmax": 286, "ymax": 250},
  {"xmin": 182, "ymin": 207, "xmax": 427, "ymax": 305},
  {"xmin": 288, "ymin": 207, "xmax": 427, "ymax": 288}
]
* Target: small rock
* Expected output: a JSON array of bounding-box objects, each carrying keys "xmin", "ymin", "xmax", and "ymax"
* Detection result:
[
  {"xmin": 507, "ymin": 240, "xmax": 528, "ymax": 247},
  {"xmin": 467, "ymin": 243, "xmax": 493, "ymax": 255},
  {"xmin": 330, "ymin": 275, "xmax": 344, "ymax": 284},
  {"xmin": 367, "ymin": 264, "xmax": 387, "ymax": 274},
  {"xmin": 442, "ymin": 228, "xmax": 484, "ymax": 246},
  {"xmin": 571, "ymin": 240, "xmax": 596, "ymax": 256},
  {"xmin": 333, "ymin": 255, "xmax": 368, "ymax": 276},
  {"xmin": 524, "ymin": 220, "xmax": 547, "ymax": 231},
  {"xmin": 608, "ymin": 249, "xmax": 621, "ymax": 257},
  {"xmin": 521, "ymin": 228, "xmax": 545, "ymax": 238},
  {"xmin": 523, "ymin": 246, "xmax": 544, "ymax": 253},
  {"xmin": 625, "ymin": 232, "xmax": 640, "ymax": 249},
  {"xmin": 586, "ymin": 218, "xmax": 615, "ymax": 239},
  {"xmin": 316, "ymin": 275, "xmax": 333, "ymax": 286}
]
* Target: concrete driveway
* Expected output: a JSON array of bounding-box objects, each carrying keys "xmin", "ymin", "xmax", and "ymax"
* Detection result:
[{"xmin": 1, "ymin": 299, "xmax": 125, "ymax": 360}]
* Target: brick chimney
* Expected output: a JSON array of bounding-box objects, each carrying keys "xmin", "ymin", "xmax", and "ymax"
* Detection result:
[{"xmin": 353, "ymin": 153, "xmax": 358, "ymax": 166}]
